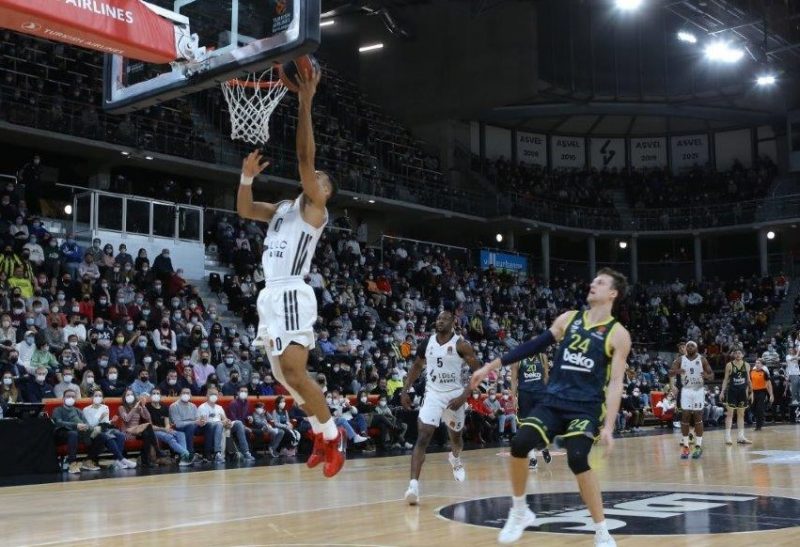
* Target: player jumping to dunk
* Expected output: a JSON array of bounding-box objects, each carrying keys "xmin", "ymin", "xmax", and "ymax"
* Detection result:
[
  {"xmin": 236, "ymin": 66, "xmax": 344, "ymax": 478},
  {"xmin": 471, "ymin": 268, "xmax": 631, "ymax": 546}
]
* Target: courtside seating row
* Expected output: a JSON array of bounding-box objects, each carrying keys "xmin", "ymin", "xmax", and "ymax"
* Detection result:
[{"xmin": 42, "ymin": 395, "xmax": 382, "ymax": 457}]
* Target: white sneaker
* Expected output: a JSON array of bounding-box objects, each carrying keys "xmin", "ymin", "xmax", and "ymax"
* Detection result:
[
  {"xmin": 121, "ymin": 458, "xmax": 137, "ymax": 469},
  {"xmin": 448, "ymin": 452, "xmax": 465, "ymax": 482},
  {"xmin": 353, "ymin": 434, "xmax": 369, "ymax": 444},
  {"xmin": 403, "ymin": 442, "xmax": 413, "ymax": 449},
  {"xmin": 725, "ymin": 434, "xmax": 733, "ymax": 445},
  {"xmin": 595, "ymin": 531, "xmax": 616, "ymax": 546},
  {"xmin": 498, "ymin": 507, "xmax": 536, "ymax": 544},
  {"xmin": 404, "ymin": 482, "xmax": 419, "ymax": 505},
  {"xmin": 111, "ymin": 460, "xmax": 123, "ymax": 470}
]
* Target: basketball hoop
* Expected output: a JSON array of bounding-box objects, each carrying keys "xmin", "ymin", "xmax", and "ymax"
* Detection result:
[{"xmin": 221, "ymin": 67, "xmax": 288, "ymax": 145}]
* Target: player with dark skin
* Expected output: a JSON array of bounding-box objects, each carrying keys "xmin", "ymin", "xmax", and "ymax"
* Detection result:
[
  {"xmin": 401, "ymin": 311, "xmax": 482, "ymax": 484},
  {"xmin": 669, "ymin": 341, "xmax": 714, "ymax": 457}
]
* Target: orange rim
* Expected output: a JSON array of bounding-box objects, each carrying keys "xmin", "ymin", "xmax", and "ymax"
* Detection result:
[{"xmin": 225, "ymin": 78, "xmax": 283, "ymax": 89}]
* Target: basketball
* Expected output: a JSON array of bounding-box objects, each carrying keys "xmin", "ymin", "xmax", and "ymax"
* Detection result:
[{"xmin": 279, "ymin": 54, "xmax": 320, "ymax": 92}]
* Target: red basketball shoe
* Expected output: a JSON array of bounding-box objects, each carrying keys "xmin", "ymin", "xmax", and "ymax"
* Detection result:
[
  {"xmin": 306, "ymin": 433, "xmax": 325, "ymax": 469},
  {"xmin": 322, "ymin": 427, "xmax": 347, "ymax": 478}
]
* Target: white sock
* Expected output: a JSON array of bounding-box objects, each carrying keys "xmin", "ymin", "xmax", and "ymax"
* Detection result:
[
  {"xmin": 512, "ymin": 495, "xmax": 527, "ymax": 511},
  {"xmin": 682, "ymin": 436, "xmax": 689, "ymax": 446},
  {"xmin": 409, "ymin": 479, "xmax": 418, "ymax": 489},
  {"xmin": 321, "ymin": 418, "xmax": 338, "ymax": 441},
  {"xmin": 696, "ymin": 436, "xmax": 703, "ymax": 447},
  {"xmin": 594, "ymin": 520, "xmax": 608, "ymax": 533},
  {"xmin": 309, "ymin": 416, "xmax": 321, "ymax": 434}
]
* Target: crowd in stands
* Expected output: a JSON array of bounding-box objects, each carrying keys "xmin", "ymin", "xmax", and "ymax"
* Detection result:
[{"xmin": 477, "ymin": 156, "xmax": 778, "ymax": 230}]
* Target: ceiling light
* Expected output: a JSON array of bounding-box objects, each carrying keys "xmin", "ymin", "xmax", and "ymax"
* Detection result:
[
  {"xmin": 359, "ymin": 43, "xmax": 384, "ymax": 53},
  {"xmin": 495, "ymin": 233, "xmax": 503, "ymax": 243},
  {"xmin": 677, "ymin": 31, "xmax": 697, "ymax": 44},
  {"xmin": 320, "ymin": 19, "xmax": 335, "ymax": 27},
  {"xmin": 756, "ymin": 74, "xmax": 776, "ymax": 86},
  {"xmin": 619, "ymin": 240, "xmax": 628, "ymax": 249},
  {"xmin": 767, "ymin": 231, "xmax": 775, "ymax": 240},
  {"xmin": 352, "ymin": 196, "xmax": 359, "ymax": 200},
  {"xmin": 144, "ymin": 155, "xmax": 154, "ymax": 160},
  {"xmin": 64, "ymin": 204, "xmax": 73, "ymax": 215},
  {"xmin": 120, "ymin": 151, "xmax": 130, "ymax": 156},
  {"xmin": 368, "ymin": 199, "xmax": 375, "ymax": 204},
  {"xmin": 704, "ymin": 41, "xmax": 744, "ymax": 63},
  {"xmin": 615, "ymin": 0, "xmax": 643, "ymax": 10}
]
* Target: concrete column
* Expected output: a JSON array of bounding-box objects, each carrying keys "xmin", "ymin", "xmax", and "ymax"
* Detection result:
[
  {"xmin": 693, "ymin": 234, "xmax": 702, "ymax": 283},
  {"xmin": 630, "ymin": 236, "xmax": 639, "ymax": 284},
  {"xmin": 505, "ymin": 229, "xmax": 515, "ymax": 251},
  {"xmin": 759, "ymin": 228, "xmax": 769, "ymax": 277},
  {"xmin": 588, "ymin": 236, "xmax": 596, "ymax": 278},
  {"xmin": 541, "ymin": 231, "xmax": 550, "ymax": 282}
]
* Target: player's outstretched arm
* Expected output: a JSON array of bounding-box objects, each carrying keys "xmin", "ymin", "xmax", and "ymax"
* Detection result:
[
  {"xmin": 237, "ymin": 150, "xmax": 277, "ymax": 221},
  {"xmin": 600, "ymin": 325, "xmax": 632, "ymax": 450},
  {"xmin": 295, "ymin": 66, "xmax": 328, "ymax": 208},
  {"xmin": 469, "ymin": 311, "xmax": 569, "ymax": 390}
]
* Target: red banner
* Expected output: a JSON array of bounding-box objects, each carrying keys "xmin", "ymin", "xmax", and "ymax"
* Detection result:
[{"xmin": 0, "ymin": 0, "xmax": 177, "ymax": 63}]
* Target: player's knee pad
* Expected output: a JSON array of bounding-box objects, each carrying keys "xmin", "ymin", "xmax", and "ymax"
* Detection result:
[
  {"xmin": 510, "ymin": 425, "xmax": 546, "ymax": 458},
  {"xmin": 267, "ymin": 352, "xmax": 305, "ymax": 405},
  {"xmin": 565, "ymin": 435, "xmax": 593, "ymax": 475}
]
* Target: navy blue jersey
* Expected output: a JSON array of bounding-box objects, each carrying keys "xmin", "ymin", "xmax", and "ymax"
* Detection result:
[
  {"xmin": 517, "ymin": 355, "xmax": 547, "ymax": 396},
  {"xmin": 547, "ymin": 311, "xmax": 619, "ymax": 404}
]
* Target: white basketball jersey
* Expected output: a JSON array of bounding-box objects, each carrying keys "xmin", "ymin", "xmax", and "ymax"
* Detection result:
[
  {"xmin": 262, "ymin": 195, "xmax": 327, "ymax": 281},
  {"xmin": 681, "ymin": 355, "xmax": 704, "ymax": 389},
  {"xmin": 425, "ymin": 333, "xmax": 465, "ymax": 393}
]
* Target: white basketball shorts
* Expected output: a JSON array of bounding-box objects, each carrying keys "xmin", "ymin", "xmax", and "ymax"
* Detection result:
[
  {"xmin": 256, "ymin": 279, "xmax": 317, "ymax": 357},
  {"xmin": 419, "ymin": 389, "xmax": 466, "ymax": 431},
  {"xmin": 680, "ymin": 387, "xmax": 705, "ymax": 411}
]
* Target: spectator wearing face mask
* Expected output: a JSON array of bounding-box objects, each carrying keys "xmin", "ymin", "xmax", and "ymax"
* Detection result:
[
  {"xmin": 23, "ymin": 366, "xmax": 55, "ymax": 402},
  {"xmin": 1, "ymin": 372, "xmax": 20, "ymax": 406},
  {"xmin": 107, "ymin": 329, "xmax": 134, "ymax": 367},
  {"xmin": 193, "ymin": 350, "xmax": 216, "ymax": 387},
  {"xmin": 0, "ymin": 314, "xmax": 15, "ymax": 344},
  {"xmin": 79, "ymin": 371, "xmax": 98, "ymax": 396},
  {"xmin": 130, "ymin": 370, "xmax": 155, "ymax": 397},
  {"xmin": 117, "ymin": 388, "xmax": 158, "ymax": 467},
  {"xmin": 146, "ymin": 388, "xmax": 195, "ymax": 465},
  {"xmin": 62, "ymin": 313, "xmax": 87, "ymax": 343},
  {"xmin": 216, "ymin": 351, "xmax": 241, "ymax": 385},
  {"xmin": 15, "ymin": 329, "xmax": 37, "ymax": 370},
  {"xmin": 4, "ymin": 347, "xmax": 31, "ymax": 378},
  {"xmin": 221, "ymin": 372, "xmax": 242, "ymax": 396},
  {"xmin": 152, "ymin": 248, "xmax": 174, "ymax": 283},
  {"xmin": 82, "ymin": 389, "xmax": 135, "ymax": 469},
  {"xmin": 267, "ymin": 395, "xmax": 302, "ymax": 456},
  {"xmin": 372, "ymin": 395, "xmax": 411, "ymax": 449},
  {"xmin": 115, "ymin": 244, "xmax": 133, "ymax": 267},
  {"xmin": 249, "ymin": 401, "xmax": 285, "ymax": 458},
  {"xmin": 99, "ymin": 365, "xmax": 124, "ymax": 397},
  {"xmin": 89, "ymin": 318, "xmax": 113, "ymax": 349},
  {"xmin": 152, "ymin": 319, "xmax": 177, "ymax": 356},
  {"xmin": 386, "ymin": 370, "xmax": 404, "ymax": 398},
  {"xmin": 466, "ymin": 390, "xmax": 494, "ymax": 445},
  {"xmin": 54, "ymin": 366, "xmax": 81, "ymax": 398},
  {"xmin": 623, "ymin": 388, "xmax": 645, "ymax": 433},
  {"xmin": 498, "ymin": 389, "xmax": 517, "ymax": 440},
  {"xmin": 78, "ymin": 253, "xmax": 100, "ymax": 281},
  {"xmin": 52, "ymin": 389, "xmax": 102, "ymax": 474},
  {"xmin": 198, "ymin": 387, "xmax": 254, "ymax": 463}
]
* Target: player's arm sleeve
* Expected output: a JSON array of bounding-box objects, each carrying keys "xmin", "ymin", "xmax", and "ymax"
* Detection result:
[{"xmin": 500, "ymin": 330, "xmax": 555, "ymax": 367}]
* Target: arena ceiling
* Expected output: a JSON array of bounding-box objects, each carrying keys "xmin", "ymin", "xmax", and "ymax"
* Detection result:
[{"xmin": 321, "ymin": 0, "xmax": 800, "ymax": 134}]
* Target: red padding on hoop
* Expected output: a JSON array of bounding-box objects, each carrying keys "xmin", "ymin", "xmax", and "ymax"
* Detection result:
[{"xmin": 0, "ymin": 0, "xmax": 177, "ymax": 64}]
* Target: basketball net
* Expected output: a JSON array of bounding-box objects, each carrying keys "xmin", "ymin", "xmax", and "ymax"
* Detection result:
[{"xmin": 221, "ymin": 67, "xmax": 288, "ymax": 145}]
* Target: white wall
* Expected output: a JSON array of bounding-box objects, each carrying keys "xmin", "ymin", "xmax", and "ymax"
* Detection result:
[
  {"xmin": 630, "ymin": 137, "xmax": 667, "ymax": 168},
  {"xmin": 671, "ymin": 134, "xmax": 709, "ymax": 172},
  {"xmin": 485, "ymin": 125, "xmax": 512, "ymax": 159},
  {"xmin": 714, "ymin": 128, "xmax": 752, "ymax": 170},
  {"xmin": 94, "ymin": 230, "xmax": 206, "ymax": 280}
]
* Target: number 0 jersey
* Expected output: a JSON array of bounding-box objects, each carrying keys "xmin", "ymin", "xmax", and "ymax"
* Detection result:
[
  {"xmin": 262, "ymin": 195, "xmax": 328, "ymax": 281},
  {"xmin": 416, "ymin": 333, "xmax": 465, "ymax": 393},
  {"xmin": 547, "ymin": 311, "xmax": 619, "ymax": 404}
]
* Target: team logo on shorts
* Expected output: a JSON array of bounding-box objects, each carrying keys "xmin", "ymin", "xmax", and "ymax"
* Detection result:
[{"xmin": 438, "ymin": 491, "xmax": 800, "ymax": 535}]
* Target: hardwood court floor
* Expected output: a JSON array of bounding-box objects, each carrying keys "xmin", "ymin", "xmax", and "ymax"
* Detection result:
[{"xmin": 2, "ymin": 425, "xmax": 799, "ymax": 547}]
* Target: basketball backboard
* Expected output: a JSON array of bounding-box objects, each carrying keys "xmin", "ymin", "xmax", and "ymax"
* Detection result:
[{"xmin": 103, "ymin": 0, "xmax": 319, "ymax": 114}]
